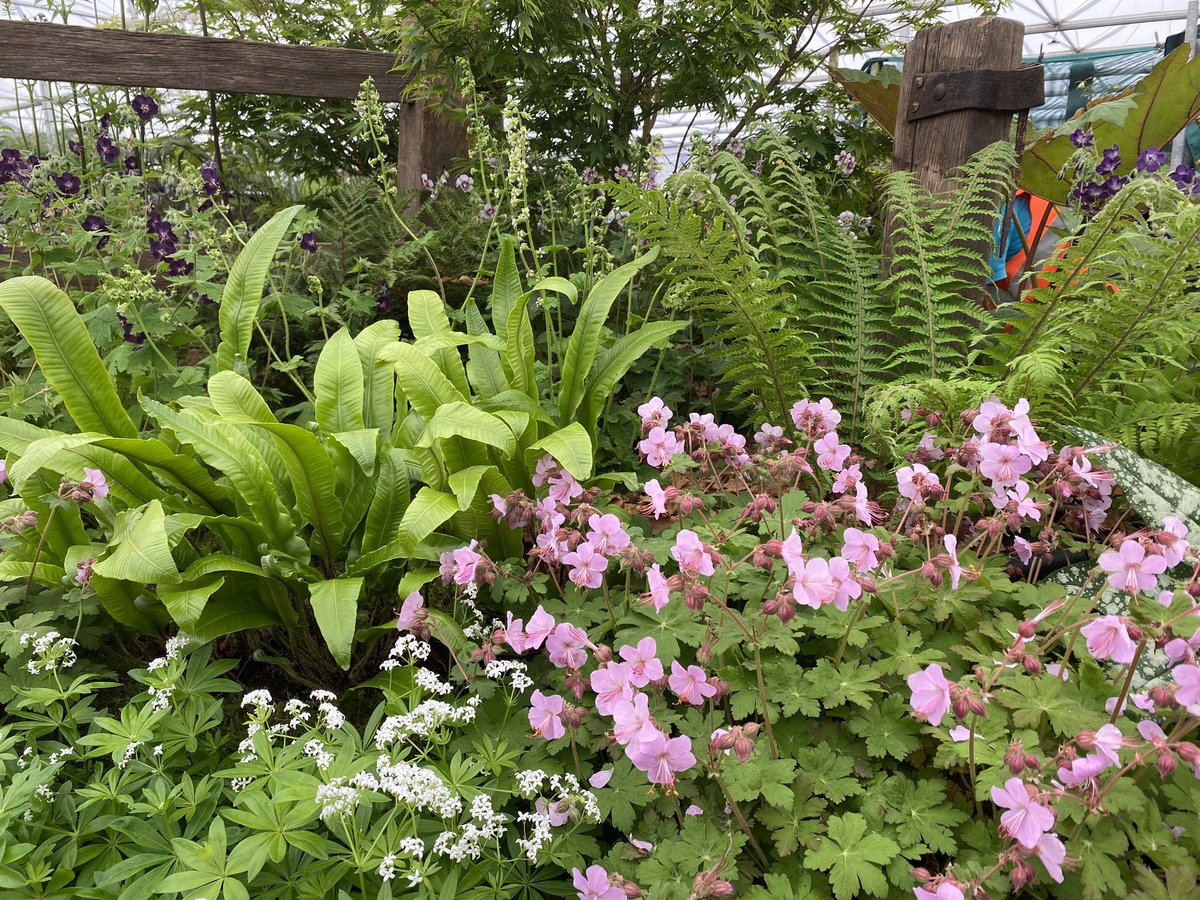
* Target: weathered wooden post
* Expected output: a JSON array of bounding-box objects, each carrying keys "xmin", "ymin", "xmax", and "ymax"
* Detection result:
[{"xmin": 884, "ymin": 17, "xmax": 1044, "ymax": 256}]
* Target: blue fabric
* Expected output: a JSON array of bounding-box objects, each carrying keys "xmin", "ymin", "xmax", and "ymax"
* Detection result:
[{"xmin": 991, "ymin": 193, "xmax": 1033, "ymax": 282}]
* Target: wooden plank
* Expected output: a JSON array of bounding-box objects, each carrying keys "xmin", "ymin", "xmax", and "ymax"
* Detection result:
[{"xmin": 0, "ymin": 20, "xmax": 411, "ymax": 102}]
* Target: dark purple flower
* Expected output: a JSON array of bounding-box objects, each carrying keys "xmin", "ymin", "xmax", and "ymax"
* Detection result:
[
  {"xmin": 150, "ymin": 239, "xmax": 177, "ymax": 261},
  {"xmin": 299, "ymin": 232, "xmax": 318, "ymax": 253},
  {"xmin": 1095, "ymin": 145, "xmax": 1121, "ymax": 176},
  {"xmin": 480, "ymin": 202, "xmax": 496, "ymax": 220},
  {"xmin": 1, "ymin": 148, "xmax": 20, "ymax": 163},
  {"xmin": 131, "ymin": 94, "xmax": 159, "ymax": 122},
  {"xmin": 82, "ymin": 214, "xmax": 107, "ymax": 233},
  {"xmin": 1104, "ymin": 174, "xmax": 1127, "ymax": 194},
  {"xmin": 124, "ymin": 154, "xmax": 140, "ymax": 173},
  {"xmin": 95, "ymin": 135, "xmax": 119, "ymax": 164},
  {"xmin": 375, "ymin": 282, "xmax": 393, "ymax": 314},
  {"xmin": 199, "ymin": 160, "xmax": 221, "ymax": 196},
  {"xmin": 198, "ymin": 199, "xmax": 214, "ymax": 212},
  {"xmin": 53, "ymin": 172, "xmax": 82, "ymax": 196},
  {"xmin": 1170, "ymin": 164, "xmax": 1196, "ymax": 189},
  {"xmin": 1070, "ymin": 128, "xmax": 1094, "ymax": 149},
  {"xmin": 68, "ymin": 140, "xmax": 83, "ymax": 157},
  {"xmin": 167, "ymin": 258, "xmax": 194, "ymax": 277},
  {"xmin": 149, "ymin": 219, "xmax": 176, "ymax": 240},
  {"xmin": 1136, "ymin": 147, "xmax": 1166, "ymax": 174},
  {"xmin": 196, "ymin": 292, "xmax": 213, "ymax": 306},
  {"xmin": 117, "ymin": 312, "xmax": 145, "ymax": 345}
]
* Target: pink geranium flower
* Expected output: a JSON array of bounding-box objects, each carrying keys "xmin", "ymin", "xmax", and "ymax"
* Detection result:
[
  {"xmin": 548, "ymin": 470, "xmax": 583, "ymax": 505},
  {"xmin": 81, "ymin": 467, "xmax": 110, "ymax": 501},
  {"xmin": 897, "ymin": 463, "xmax": 940, "ymax": 501},
  {"xmin": 944, "ymin": 535, "xmax": 963, "ymax": 590},
  {"xmin": 790, "ymin": 397, "xmax": 841, "ymax": 435},
  {"xmin": 792, "ymin": 557, "xmax": 836, "ymax": 609},
  {"xmin": 668, "ymin": 660, "xmax": 717, "ymax": 706},
  {"xmin": 571, "ymin": 864, "xmax": 625, "ymax": 900},
  {"xmin": 1080, "ymin": 615, "xmax": 1138, "ymax": 664},
  {"xmin": 780, "ymin": 529, "xmax": 805, "ymax": 577},
  {"xmin": 562, "ymin": 541, "xmax": 610, "ymax": 590},
  {"xmin": 979, "ymin": 442, "xmax": 1032, "ymax": 488},
  {"xmin": 588, "ymin": 769, "xmax": 612, "ymax": 788},
  {"xmin": 536, "ymin": 796, "xmax": 570, "ymax": 826},
  {"xmin": 612, "ymin": 694, "xmax": 658, "ymax": 748},
  {"xmin": 672, "ymin": 530, "xmax": 715, "ymax": 576},
  {"xmin": 828, "ymin": 556, "xmax": 862, "ymax": 612},
  {"xmin": 1160, "ymin": 516, "xmax": 1190, "ymax": 568},
  {"xmin": 637, "ymin": 397, "xmax": 672, "ymax": 430},
  {"xmin": 814, "ymin": 431, "xmax": 851, "ymax": 472},
  {"xmin": 1056, "ymin": 754, "xmax": 1106, "ymax": 788},
  {"xmin": 590, "ymin": 662, "xmax": 636, "ymax": 715},
  {"xmin": 522, "ymin": 606, "xmax": 556, "ymax": 650},
  {"xmin": 1175, "ymin": 664, "xmax": 1200, "ymax": 714},
  {"xmin": 1013, "ymin": 536, "xmax": 1034, "ymax": 566},
  {"xmin": 529, "ymin": 690, "xmax": 566, "ymax": 740},
  {"xmin": 914, "ymin": 884, "xmax": 965, "ymax": 900},
  {"xmin": 646, "ymin": 564, "xmax": 671, "ymax": 612},
  {"xmin": 546, "ymin": 623, "xmax": 591, "ymax": 669},
  {"xmin": 907, "ymin": 664, "xmax": 952, "ymax": 726},
  {"xmin": 452, "ymin": 540, "xmax": 482, "ymax": 586},
  {"xmin": 638, "ymin": 426, "xmax": 682, "ymax": 468},
  {"xmin": 628, "ymin": 732, "xmax": 696, "ymax": 786},
  {"xmin": 618, "ymin": 637, "xmax": 664, "ymax": 686},
  {"xmin": 1036, "ymin": 832, "xmax": 1066, "ymax": 883},
  {"xmin": 1098, "ymin": 539, "xmax": 1167, "ymax": 594},
  {"xmin": 1090, "ymin": 723, "xmax": 1126, "ymax": 767},
  {"xmin": 586, "ymin": 513, "xmax": 630, "ymax": 556},
  {"xmin": 643, "ymin": 479, "xmax": 668, "ymax": 519},
  {"xmin": 841, "ymin": 527, "xmax": 880, "ymax": 571},
  {"xmin": 991, "ymin": 777, "xmax": 1055, "ymax": 848},
  {"xmin": 396, "ymin": 591, "xmax": 424, "ymax": 632}
]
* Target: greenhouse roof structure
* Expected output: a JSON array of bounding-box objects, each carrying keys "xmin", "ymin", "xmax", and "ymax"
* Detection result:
[{"xmin": 0, "ymin": 0, "xmax": 1194, "ymax": 154}]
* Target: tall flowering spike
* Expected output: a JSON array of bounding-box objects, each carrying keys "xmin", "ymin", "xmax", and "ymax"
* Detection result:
[
  {"xmin": 907, "ymin": 664, "xmax": 952, "ymax": 726},
  {"xmin": 990, "ymin": 777, "xmax": 1056, "ymax": 849},
  {"xmin": 1098, "ymin": 539, "xmax": 1167, "ymax": 594}
]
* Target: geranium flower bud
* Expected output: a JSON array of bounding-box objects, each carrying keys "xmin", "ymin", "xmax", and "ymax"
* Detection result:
[
  {"xmin": 1017, "ymin": 620, "xmax": 1038, "ymax": 639},
  {"xmin": 1126, "ymin": 622, "xmax": 1144, "ymax": 642},
  {"xmin": 1157, "ymin": 749, "xmax": 1177, "ymax": 778},
  {"xmin": 707, "ymin": 675, "xmax": 730, "ymax": 701},
  {"xmin": 1005, "ymin": 741, "xmax": 1027, "ymax": 774},
  {"xmin": 880, "ymin": 542, "xmax": 896, "ymax": 559},
  {"xmin": 1010, "ymin": 860, "xmax": 1036, "ymax": 890},
  {"xmin": 1176, "ymin": 742, "xmax": 1200, "ymax": 764},
  {"xmin": 910, "ymin": 869, "xmax": 932, "ymax": 883},
  {"xmin": 953, "ymin": 697, "xmax": 970, "ymax": 722},
  {"xmin": 678, "ymin": 493, "xmax": 705, "ymax": 515},
  {"xmin": 1024, "ymin": 753, "xmax": 1040, "ymax": 771},
  {"xmin": 565, "ymin": 670, "xmax": 586, "ymax": 700},
  {"xmin": 1021, "ymin": 653, "xmax": 1041, "ymax": 675},
  {"xmin": 696, "ymin": 640, "xmax": 715, "ymax": 666},
  {"xmin": 1149, "ymin": 685, "xmax": 1175, "ymax": 709},
  {"xmin": 732, "ymin": 728, "xmax": 756, "ymax": 763},
  {"xmin": 1187, "ymin": 582, "xmax": 1200, "ymax": 599},
  {"xmin": 684, "ymin": 583, "xmax": 710, "ymax": 613},
  {"xmin": 710, "ymin": 729, "xmax": 736, "ymax": 753},
  {"xmin": 593, "ymin": 644, "xmax": 613, "ymax": 665},
  {"xmin": 973, "ymin": 888, "xmax": 989, "ymax": 900},
  {"xmin": 968, "ymin": 696, "xmax": 987, "ymax": 718},
  {"xmin": 858, "ymin": 576, "xmax": 879, "ymax": 595},
  {"xmin": 561, "ymin": 704, "xmax": 586, "ymax": 728}
]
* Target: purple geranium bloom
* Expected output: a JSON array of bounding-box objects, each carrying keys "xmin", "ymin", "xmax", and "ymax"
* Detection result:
[
  {"xmin": 117, "ymin": 313, "xmax": 145, "ymax": 345},
  {"xmin": 95, "ymin": 135, "xmax": 120, "ymax": 164},
  {"xmin": 124, "ymin": 154, "xmax": 140, "ymax": 173},
  {"xmin": 299, "ymin": 232, "xmax": 318, "ymax": 253},
  {"xmin": 479, "ymin": 202, "xmax": 496, "ymax": 220},
  {"xmin": 1069, "ymin": 128, "xmax": 1094, "ymax": 148},
  {"xmin": 1095, "ymin": 145, "xmax": 1121, "ymax": 176},
  {"xmin": 1136, "ymin": 147, "xmax": 1166, "ymax": 174},
  {"xmin": 82, "ymin": 214, "xmax": 107, "ymax": 233},
  {"xmin": 53, "ymin": 172, "xmax": 81, "ymax": 196},
  {"xmin": 131, "ymin": 94, "xmax": 159, "ymax": 121},
  {"xmin": 68, "ymin": 140, "xmax": 83, "ymax": 157},
  {"xmin": 1170, "ymin": 164, "xmax": 1196, "ymax": 190},
  {"xmin": 150, "ymin": 239, "xmax": 177, "ymax": 261},
  {"xmin": 375, "ymin": 283, "xmax": 392, "ymax": 314},
  {"xmin": 167, "ymin": 258, "xmax": 194, "ymax": 277}
]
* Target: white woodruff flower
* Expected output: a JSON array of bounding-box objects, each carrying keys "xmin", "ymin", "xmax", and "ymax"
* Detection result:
[
  {"xmin": 414, "ymin": 668, "xmax": 453, "ymax": 696},
  {"xmin": 240, "ymin": 690, "xmax": 274, "ymax": 713},
  {"xmin": 303, "ymin": 739, "xmax": 333, "ymax": 771},
  {"xmin": 23, "ymin": 631, "xmax": 78, "ymax": 674},
  {"xmin": 515, "ymin": 769, "xmax": 547, "ymax": 796},
  {"xmin": 378, "ymin": 853, "xmax": 397, "ymax": 881},
  {"xmin": 373, "ymin": 699, "xmax": 478, "ymax": 745},
  {"xmin": 398, "ymin": 837, "xmax": 425, "ymax": 856},
  {"xmin": 316, "ymin": 778, "xmax": 359, "ymax": 819}
]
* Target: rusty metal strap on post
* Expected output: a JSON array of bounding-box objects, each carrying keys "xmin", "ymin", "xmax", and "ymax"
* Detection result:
[{"xmin": 906, "ymin": 64, "xmax": 1045, "ymax": 121}]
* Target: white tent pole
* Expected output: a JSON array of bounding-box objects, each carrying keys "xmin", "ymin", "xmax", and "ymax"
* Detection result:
[{"xmin": 1171, "ymin": 0, "xmax": 1199, "ymax": 166}]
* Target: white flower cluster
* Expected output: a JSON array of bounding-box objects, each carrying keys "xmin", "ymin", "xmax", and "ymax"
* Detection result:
[
  {"xmin": 241, "ymin": 689, "xmax": 274, "ymax": 715},
  {"xmin": 315, "ymin": 700, "xmax": 345, "ymax": 731},
  {"xmin": 47, "ymin": 747, "xmax": 73, "ymax": 765},
  {"xmin": 148, "ymin": 684, "xmax": 173, "ymax": 712},
  {"xmin": 316, "ymin": 778, "xmax": 358, "ymax": 819},
  {"xmin": 381, "ymin": 634, "xmax": 431, "ymax": 670},
  {"xmin": 303, "ymin": 739, "xmax": 333, "ymax": 771},
  {"xmin": 483, "ymin": 659, "xmax": 532, "ymax": 692},
  {"xmin": 414, "ymin": 668, "xmax": 453, "ymax": 696},
  {"xmin": 147, "ymin": 634, "xmax": 190, "ymax": 671},
  {"xmin": 351, "ymin": 755, "xmax": 462, "ymax": 818},
  {"xmin": 118, "ymin": 741, "xmax": 141, "ymax": 770},
  {"xmin": 21, "ymin": 631, "xmax": 78, "ymax": 675},
  {"xmin": 397, "ymin": 837, "xmax": 425, "ymax": 856},
  {"xmin": 374, "ymin": 698, "xmax": 479, "ymax": 746},
  {"xmin": 515, "ymin": 809, "xmax": 554, "ymax": 862}
]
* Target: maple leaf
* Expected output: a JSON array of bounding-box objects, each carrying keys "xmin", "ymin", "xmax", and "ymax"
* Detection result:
[
  {"xmin": 803, "ymin": 659, "xmax": 883, "ymax": 710},
  {"xmin": 794, "ymin": 743, "xmax": 866, "ymax": 803},
  {"xmin": 848, "ymin": 696, "xmax": 921, "ymax": 760},
  {"xmin": 1076, "ymin": 820, "xmax": 1130, "ymax": 900},
  {"xmin": 997, "ymin": 674, "xmax": 1098, "ymax": 737},
  {"xmin": 756, "ymin": 780, "xmax": 827, "ymax": 857},
  {"xmin": 722, "ymin": 754, "xmax": 797, "ymax": 809},
  {"xmin": 877, "ymin": 776, "xmax": 968, "ymax": 855},
  {"xmin": 804, "ymin": 812, "xmax": 900, "ymax": 900}
]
